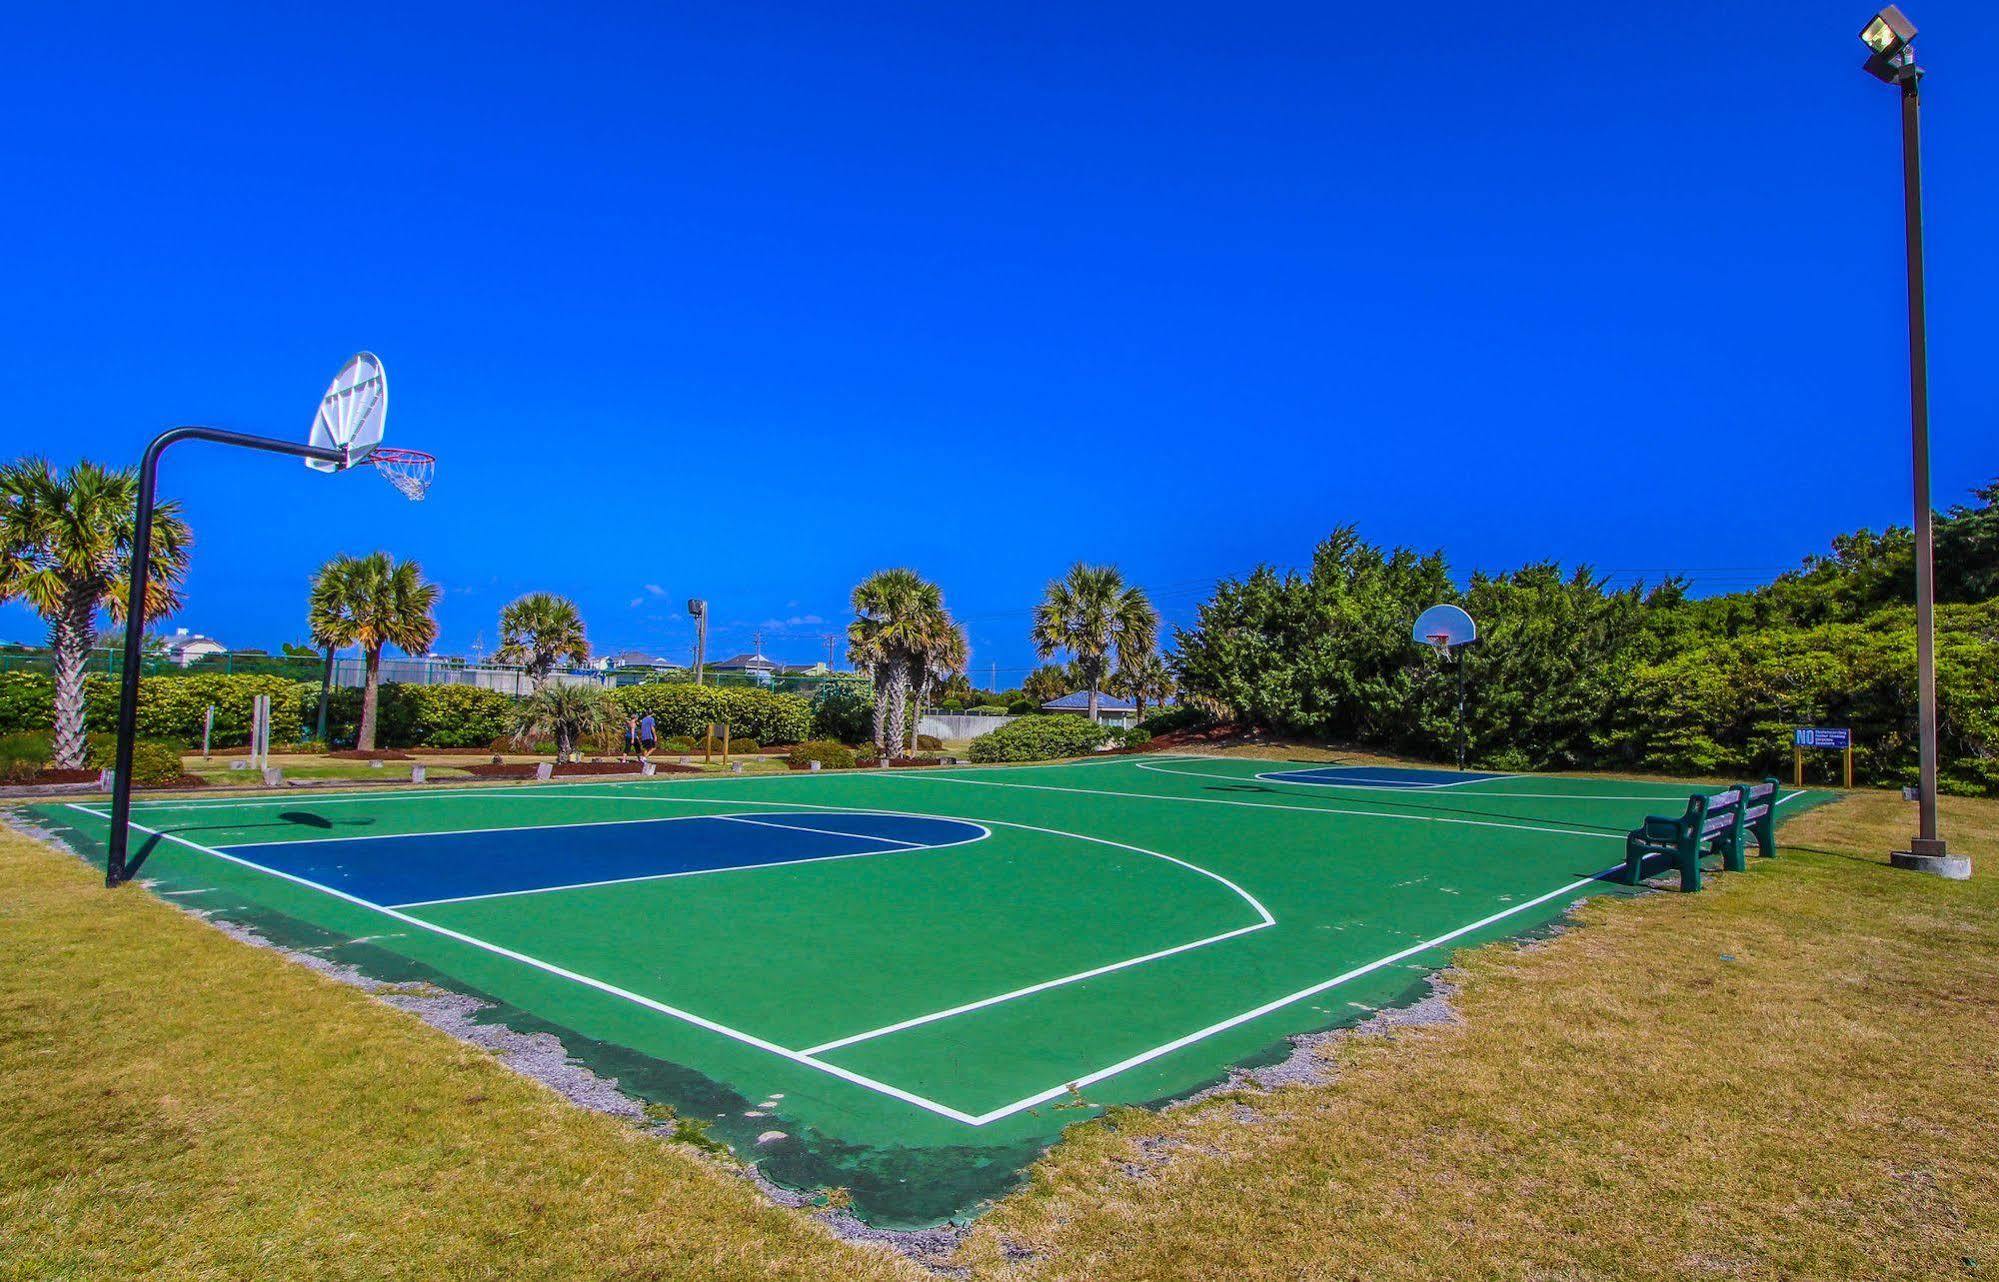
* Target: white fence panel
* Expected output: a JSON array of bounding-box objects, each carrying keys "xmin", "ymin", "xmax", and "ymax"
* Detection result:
[{"xmin": 918, "ymin": 714, "xmax": 1019, "ymax": 740}]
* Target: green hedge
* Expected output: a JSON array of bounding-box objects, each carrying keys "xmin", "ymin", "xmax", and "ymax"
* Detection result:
[
  {"xmin": 786, "ymin": 740, "xmax": 857, "ymax": 769},
  {"xmin": 612, "ymin": 683, "xmax": 810, "ymax": 745},
  {"xmin": 87, "ymin": 733, "xmax": 186, "ymax": 787},
  {"xmin": 0, "ymin": 671, "xmax": 307, "ymax": 747},
  {"xmin": 306, "ymin": 683, "xmax": 517, "ymax": 749},
  {"xmin": 968, "ymin": 715, "xmax": 1121, "ymax": 763},
  {"xmin": 0, "ymin": 731, "xmax": 50, "ymax": 783},
  {"xmin": 1139, "ymin": 705, "xmax": 1209, "ymax": 736},
  {"xmin": 808, "ymin": 677, "xmax": 874, "ymax": 743},
  {"xmin": 0, "ymin": 670, "xmax": 813, "ymax": 756}
]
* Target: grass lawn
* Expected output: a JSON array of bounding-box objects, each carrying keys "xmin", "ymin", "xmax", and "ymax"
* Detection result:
[{"xmin": 3, "ymin": 755, "xmax": 1994, "ymax": 1279}]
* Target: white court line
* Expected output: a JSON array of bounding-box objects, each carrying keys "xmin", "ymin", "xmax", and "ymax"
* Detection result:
[
  {"xmin": 1135, "ymin": 759, "xmax": 1747, "ymax": 802},
  {"xmin": 66, "ymin": 804, "xmax": 981, "ymax": 1126},
  {"xmin": 386, "ymin": 820, "xmax": 992, "ymax": 910},
  {"xmin": 802, "ymin": 918, "xmax": 1273, "ymax": 1056},
  {"xmin": 412, "ymin": 793, "xmax": 1277, "ymax": 928},
  {"xmin": 1253, "ymin": 768, "xmax": 1515, "ymax": 791},
  {"xmin": 66, "ymin": 790, "xmax": 1271, "ymax": 1119},
  {"xmin": 959, "ymin": 862, "xmax": 1628, "ymax": 1125},
  {"xmin": 874, "ymin": 771, "xmax": 1629, "ymax": 843},
  {"xmin": 707, "ymin": 814, "xmax": 929, "ymax": 847},
  {"xmin": 119, "ymin": 753, "xmax": 1209, "ymax": 814},
  {"xmin": 67, "ymin": 773, "xmax": 1807, "ymax": 1126}
]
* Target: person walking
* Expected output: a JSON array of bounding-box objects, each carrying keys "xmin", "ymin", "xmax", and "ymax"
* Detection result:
[{"xmin": 637, "ymin": 711, "xmax": 658, "ymax": 762}]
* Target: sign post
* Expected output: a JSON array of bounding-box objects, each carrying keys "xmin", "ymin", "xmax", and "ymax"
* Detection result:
[{"xmin": 1793, "ymin": 727, "xmax": 1854, "ymax": 788}]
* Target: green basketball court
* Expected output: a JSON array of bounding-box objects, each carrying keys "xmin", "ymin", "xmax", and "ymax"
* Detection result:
[{"xmin": 30, "ymin": 754, "xmax": 1829, "ymax": 1225}]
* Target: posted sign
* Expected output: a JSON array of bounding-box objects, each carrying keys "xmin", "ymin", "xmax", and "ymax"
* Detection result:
[
  {"xmin": 1794, "ymin": 727, "xmax": 1852, "ymax": 750},
  {"xmin": 1794, "ymin": 727, "xmax": 1854, "ymax": 787}
]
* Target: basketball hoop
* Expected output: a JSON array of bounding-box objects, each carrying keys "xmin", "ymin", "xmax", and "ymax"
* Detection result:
[
  {"xmin": 367, "ymin": 447, "xmax": 435, "ymax": 501},
  {"xmin": 1425, "ymin": 632, "xmax": 1453, "ymax": 656}
]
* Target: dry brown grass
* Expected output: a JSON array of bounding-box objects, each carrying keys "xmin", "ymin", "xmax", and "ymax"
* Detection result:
[
  {"xmin": 6, "ymin": 757, "xmax": 1995, "ymax": 1281},
  {"xmin": 953, "ymin": 786, "xmax": 1999, "ymax": 1280},
  {"xmin": 0, "ymin": 822, "xmax": 922, "ymax": 1282}
]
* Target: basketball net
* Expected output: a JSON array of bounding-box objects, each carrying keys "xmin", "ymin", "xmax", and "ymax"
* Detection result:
[{"xmin": 367, "ymin": 448, "xmax": 434, "ymax": 501}]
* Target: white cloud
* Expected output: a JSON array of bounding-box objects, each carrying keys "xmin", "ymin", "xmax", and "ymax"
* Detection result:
[{"xmin": 645, "ymin": 584, "xmax": 668, "ymax": 598}]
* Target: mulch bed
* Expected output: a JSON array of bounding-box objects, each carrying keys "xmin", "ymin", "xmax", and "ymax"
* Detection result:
[
  {"xmin": 33, "ymin": 768, "xmax": 100, "ymax": 785},
  {"xmin": 329, "ymin": 748, "xmax": 414, "ymax": 761},
  {"xmin": 461, "ymin": 761, "xmax": 703, "ymax": 780},
  {"xmin": 557, "ymin": 761, "xmax": 700, "ymax": 777},
  {"xmin": 462, "ymin": 763, "xmax": 538, "ymax": 779},
  {"xmin": 854, "ymin": 758, "xmax": 944, "ymax": 769}
]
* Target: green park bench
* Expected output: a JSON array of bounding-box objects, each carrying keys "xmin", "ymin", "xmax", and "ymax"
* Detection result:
[{"xmin": 1622, "ymin": 778, "xmax": 1781, "ymax": 892}]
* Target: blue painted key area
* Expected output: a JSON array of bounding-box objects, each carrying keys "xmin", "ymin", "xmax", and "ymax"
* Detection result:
[{"xmin": 217, "ymin": 811, "xmax": 987, "ymax": 907}]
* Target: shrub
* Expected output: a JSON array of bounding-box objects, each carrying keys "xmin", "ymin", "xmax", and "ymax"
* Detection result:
[
  {"xmin": 968, "ymin": 715, "xmax": 1119, "ymax": 763},
  {"xmin": 809, "ymin": 677, "xmax": 874, "ymax": 744},
  {"xmin": 725, "ymin": 738, "xmax": 761, "ymax": 755},
  {"xmin": 0, "ymin": 731, "xmax": 51, "ymax": 783},
  {"xmin": 402, "ymin": 684, "xmax": 517, "ymax": 748},
  {"xmin": 86, "ymin": 733, "xmax": 186, "ymax": 786},
  {"xmin": 967, "ymin": 704, "xmax": 1009, "ymax": 716},
  {"xmin": 916, "ymin": 734, "xmax": 943, "ymax": 752},
  {"xmin": 938, "ymin": 699, "xmax": 963, "ymax": 714},
  {"xmin": 786, "ymin": 740, "xmax": 856, "ymax": 770},
  {"xmin": 613, "ymin": 683, "xmax": 812, "ymax": 745},
  {"xmin": 660, "ymin": 735, "xmax": 695, "ymax": 755},
  {"xmin": 1119, "ymin": 727, "xmax": 1153, "ymax": 748},
  {"xmin": 1006, "ymin": 698, "xmax": 1036, "ymax": 716},
  {"xmin": 1139, "ymin": 705, "xmax": 1210, "ymax": 736},
  {"xmin": 312, "ymin": 682, "xmax": 515, "ymax": 750},
  {"xmin": 0, "ymin": 672, "xmax": 308, "ymax": 747}
]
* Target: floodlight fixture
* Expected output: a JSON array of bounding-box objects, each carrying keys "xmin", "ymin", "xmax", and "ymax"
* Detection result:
[
  {"xmin": 1860, "ymin": 7, "xmax": 1919, "ymax": 82},
  {"xmin": 1859, "ymin": 6, "xmax": 1914, "ymax": 56}
]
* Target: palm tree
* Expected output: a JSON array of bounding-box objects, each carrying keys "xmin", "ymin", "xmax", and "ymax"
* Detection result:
[
  {"xmin": 307, "ymin": 552, "xmax": 440, "ymax": 750},
  {"xmin": 495, "ymin": 593, "xmax": 589, "ymax": 689},
  {"xmin": 907, "ymin": 614, "xmax": 969, "ymax": 754},
  {"xmin": 1114, "ymin": 649, "xmax": 1175, "ymax": 723},
  {"xmin": 511, "ymin": 682, "xmax": 615, "ymax": 762},
  {"xmin": 1030, "ymin": 563, "xmax": 1158, "ymax": 723},
  {"xmin": 0, "ymin": 459, "xmax": 192, "ymax": 768},
  {"xmin": 847, "ymin": 568, "xmax": 944, "ymax": 758}
]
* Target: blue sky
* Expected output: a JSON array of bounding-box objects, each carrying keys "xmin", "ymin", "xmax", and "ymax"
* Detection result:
[{"xmin": 2, "ymin": 2, "xmax": 1992, "ymax": 683}]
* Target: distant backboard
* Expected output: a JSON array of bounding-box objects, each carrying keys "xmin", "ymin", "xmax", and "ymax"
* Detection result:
[{"xmin": 1412, "ymin": 603, "xmax": 1477, "ymax": 651}]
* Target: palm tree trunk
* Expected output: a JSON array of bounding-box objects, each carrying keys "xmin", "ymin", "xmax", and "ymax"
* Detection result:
[
  {"xmin": 871, "ymin": 667, "xmax": 892, "ymax": 758},
  {"xmin": 358, "ymin": 647, "xmax": 383, "ymax": 750},
  {"xmin": 1087, "ymin": 674, "xmax": 1100, "ymax": 724},
  {"xmin": 49, "ymin": 604, "xmax": 94, "ymax": 770},
  {"xmin": 887, "ymin": 661, "xmax": 910, "ymax": 760}
]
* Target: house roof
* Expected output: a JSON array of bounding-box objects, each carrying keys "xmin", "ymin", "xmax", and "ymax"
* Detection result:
[
  {"xmin": 602, "ymin": 650, "xmax": 681, "ymax": 668},
  {"xmin": 709, "ymin": 653, "xmax": 779, "ymax": 670},
  {"xmin": 163, "ymin": 631, "xmax": 225, "ymax": 654},
  {"xmin": 1040, "ymin": 690, "xmax": 1137, "ymax": 713}
]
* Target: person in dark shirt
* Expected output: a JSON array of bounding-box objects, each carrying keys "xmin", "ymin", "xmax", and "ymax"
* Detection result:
[{"xmin": 637, "ymin": 712, "xmax": 658, "ymax": 761}]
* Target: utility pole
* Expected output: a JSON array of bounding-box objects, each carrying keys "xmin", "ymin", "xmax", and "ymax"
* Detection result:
[{"xmin": 822, "ymin": 633, "xmax": 838, "ymax": 672}]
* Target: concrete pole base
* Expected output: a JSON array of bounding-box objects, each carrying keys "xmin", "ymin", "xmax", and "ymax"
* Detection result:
[{"xmin": 1890, "ymin": 850, "xmax": 1972, "ymax": 880}]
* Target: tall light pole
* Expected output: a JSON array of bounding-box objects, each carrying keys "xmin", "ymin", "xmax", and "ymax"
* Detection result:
[
  {"xmin": 687, "ymin": 599, "xmax": 707, "ymax": 685},
  {"xmin": 1861, "ymin": 8, "xmax": 1968, "ymax": 879}
]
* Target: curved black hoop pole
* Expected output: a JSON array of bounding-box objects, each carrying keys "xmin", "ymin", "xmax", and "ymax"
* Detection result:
[{"xmin": 104, "ymin": 426, "xmax": 347, "ymax": 887}]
